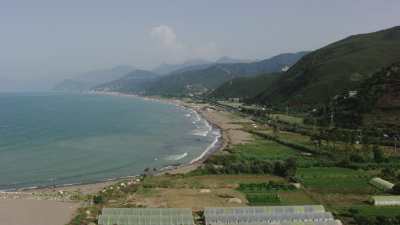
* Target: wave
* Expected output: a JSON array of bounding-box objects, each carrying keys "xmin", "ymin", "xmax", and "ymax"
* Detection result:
[
  {"xmin": 190, "ymin": 110, "xmax": 213, "ymax": 137},
  {"xmin": 190, "ymin": 129, "xmax": 221, "ymax": 164},
  {"xmin": 165, "ymin": 152, "xmax": 188, "ymax": 161},
  {"xmin": 191, "ymin": 130, "xmax": 209, "ymax": 137}
]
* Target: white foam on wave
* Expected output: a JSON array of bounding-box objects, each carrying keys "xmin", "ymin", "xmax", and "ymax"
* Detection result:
[
  {"xmin": 191, "ymin": 129, "xmax": 209, "ymax": 137},
  {"xmin": 190, "ymin": 129, "xmax": 221, "ymax": 164},
  {"xmin": 165, "ymin": 152, "xmax": 188, "ymax": 161},
  {"xmin": 190, "ymin": 110, "xmax": 212, "ymax": 137}
]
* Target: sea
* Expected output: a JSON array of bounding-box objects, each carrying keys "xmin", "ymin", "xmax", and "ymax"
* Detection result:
[{"xmin": 0, "ymin": 92, "xmax": 220, "ymax": 190}]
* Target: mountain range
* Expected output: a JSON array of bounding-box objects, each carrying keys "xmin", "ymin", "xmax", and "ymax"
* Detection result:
[
  {"xmin": 93, "ymin": 70, "xmax": 161, "ymax": 94},
  {"xmin": 55, "ymin": 26, "xmax": 400, "ymax": 129},
  {"xmin": 332, "ymin": 62, "xmax": 400, "ymax": 130},
  {"xmin": 144, "ymin": 52, "xmax": 309, "ymax": 96},
  {"xmin": 250, "ymin": 26, "xmax": 400, "ymax": 106},
  {"xmin": 53, "ymin": 65, "xmax": 135, "ymax": 91}
]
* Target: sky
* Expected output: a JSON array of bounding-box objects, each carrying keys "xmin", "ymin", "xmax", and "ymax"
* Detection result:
[{"xmin": 0, "ymin": 0, "xmax": 399, "ymax": 91}]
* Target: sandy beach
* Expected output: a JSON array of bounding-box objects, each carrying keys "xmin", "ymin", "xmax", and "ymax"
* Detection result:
[
  {"xmin": 0, "ymin": 199, "xmax": 79, "ymax": 225},
  {"xmin": 0, "ymin": 94, "xmax": 253, "ymax": 225}
]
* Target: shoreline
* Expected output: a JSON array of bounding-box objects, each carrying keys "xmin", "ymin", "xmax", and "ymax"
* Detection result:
[
  {"xmin": 87, "ymin": 91, "xmax": 228, "ymax": 176},
  {"xmin": 3, "ymin": 91, "xmax": 227, "ymax": 194}
]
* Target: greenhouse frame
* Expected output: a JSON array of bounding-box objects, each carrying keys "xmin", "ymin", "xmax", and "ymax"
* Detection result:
[
  {"xmin": 204, "ymin": 205, "xmax": 325, "ymax": 217},
  {"xmin": 204, "ymin": 206, "xmax": 336, "ymax": 225},
  {"xmin": 258, "ymin": 221, "xmax": 342, "ymax": 225},
  {"xmin": 98, "ymin": 208, "xmax": 194, "ymax": 225}
]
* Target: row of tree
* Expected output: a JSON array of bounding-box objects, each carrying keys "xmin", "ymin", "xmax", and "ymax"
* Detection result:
[{"xmin": 201, "ymin": 156, "xmax": 297, "ymax": 178}]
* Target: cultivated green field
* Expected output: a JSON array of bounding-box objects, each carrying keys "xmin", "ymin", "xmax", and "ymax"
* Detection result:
[
  {"xmin": 230, "ymin": 137, "xmax": 314, "ymax": 165},
  {"xmin": 296, "ymin": 167, "xmax": 376, "ymax": 194},
  {"xmin": 270, "ymin": 113, "xmax": 305, "ymax": 125},
  {"xmin": 349, "ymin": 205, "xmax": 400, "ymax": 217}
]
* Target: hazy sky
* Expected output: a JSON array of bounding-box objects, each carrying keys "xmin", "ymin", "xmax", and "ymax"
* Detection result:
[{"xmin": 1, "ymin": 0, "xmax": 399, "ymax": 91}]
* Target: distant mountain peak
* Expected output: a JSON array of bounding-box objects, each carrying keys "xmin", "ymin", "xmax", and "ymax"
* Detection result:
[
  {"xmin": 53, "ymin": 65, "xmax": 135, "ymax": 91},
  {"xmin": 216, "ymin": 56, "xmax": 252, "ymax": 64},
  {"xmin": 152, "ymin": 59, "xmax": 211, "ymax": 75}
]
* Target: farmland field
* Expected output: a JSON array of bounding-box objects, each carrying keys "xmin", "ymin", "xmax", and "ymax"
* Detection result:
[
  {"xmin": 231, "ymin": 138, "xmax": 313, "ymax": 164},
  {"xmin": 349, "ymin": 205, "xmax": 400, "ymax": 217},
  {"xmin": 269, "ymin": 113, "xmax": 305, "ymax": 125},
  {"xmin": 246, "ymin": 193, "xmax": 281, "ymax": 205},
  {"xmin": 296, "ymin": 167, "xmax": 376, "ymax": 194}
]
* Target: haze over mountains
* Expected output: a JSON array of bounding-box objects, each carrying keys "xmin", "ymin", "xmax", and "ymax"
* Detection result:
[
  {"xmin": 54, "ymin": 53, "xmax": 307, "ymax": 93},
  {"xmin": 143, "ymin": 52, "xmax": 308, "ymax": 96},
  {"xmin": 53, "ymin": 65, "xmax": 135, "ymax": 91},
  {"xmin": 54, "ymin": 26, "xmax": 400, "ymax": 131}
]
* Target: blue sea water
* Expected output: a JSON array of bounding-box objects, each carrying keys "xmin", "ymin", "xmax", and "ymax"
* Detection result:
[{"xmin": 0, "ymin": 92, "xmax": 218, "ymax": 190}]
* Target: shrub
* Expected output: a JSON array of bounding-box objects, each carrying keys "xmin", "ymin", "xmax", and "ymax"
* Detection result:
[
  {"xmin": 392, "ymin": 183, "xmax": 400, "ymax": 195},
  {"xmin": 373, "ymin": 145, "xmax": 385, "ymax": 163},
  {"xmin": 93, "ymin": 195, "xmax": 104, "ymax": 205}
]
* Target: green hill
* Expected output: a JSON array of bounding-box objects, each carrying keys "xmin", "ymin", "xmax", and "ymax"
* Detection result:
[
  {"xmin": 252, "ymin": 26, "xmax": 400, "ymax": 106},
  {"xmin": 93, "ymin": 70, "xmax": 161, "ymax": 94},
  {"xmin": 53, "ymin": 65, "xmax": 135, "ymax": 91},
  {"xmin": 332, "ymin": 62, "xmax": 400, "ymax": 130},
  {"xmin": 209, "ymin": 73, "xmax": 280, "ymax": 99},
  {"xmin": 145, "ymin": 52, "xmax": 308, "ymax": 96}
]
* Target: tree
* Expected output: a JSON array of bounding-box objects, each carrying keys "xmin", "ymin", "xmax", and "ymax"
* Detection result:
[
  {"xmin": 381, "ymin": 168, "xmax": 396, "ymax": 179},
  {"xmin": 273, "ymin": 161, "xmax": 286, "ymax": 177},
  {"xmin": 285, "ymin": 158, "xmax": 297, "ymax": 177},
  {"xmin": 373, "ymin": 145, "xmax": 385, "ymax": 163},
  {"xmin": 272, "ymin": 123, "xmax": 279, "ymax": 138},
  {"xmin": 392, "ymin": 183, "xmax": 400, "ymax": 195},
  {"xmin": 273, "ymin": 159, "xmax": 298, "ymax": 178},
  {"xmin": 93, "ymin": 195, "xmax": 104, "ymax": 204}
]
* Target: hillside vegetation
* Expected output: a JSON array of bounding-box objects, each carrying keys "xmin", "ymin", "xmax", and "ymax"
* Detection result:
[
  {"xmin": 210, "ymin": 73, "xmax": 280, "ymax": 99},
  {"xmin": 251, "ymin": 26, "xmax": 400, "ymax": 106},
  {"xmin": 332, "ymin": 62, "xmax": 400, "ymax": 130},
  {"xmin": 93, "ymin": 70, "xmax": 161, "ymax": 94},
  {"xmin": 145, "ymin": 52, "xmax": 308, "ymax": 96},
  {"xmin": 53, "ymin": 65, "xmax": 135, "ymax": 91}
]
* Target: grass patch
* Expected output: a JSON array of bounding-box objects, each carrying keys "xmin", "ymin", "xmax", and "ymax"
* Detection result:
[
  {"xmin": 143, "ymin": 174, "xmax": 284, "ymax": 189},
  {"xmin": 229, "ymin": 137, "xmax": 315, "ymax": 167},
  {"xmin": 278, "ymin": 191, "xmax": 317, "ymax": 205},
  {"xmin": 246, "ymin": 193, "xmax": 281, "ymax": 205},
  {"xmin": 348, "ymin": 205, "xmax": 400, "ymax": 217},
  {"xmin": 238, "ymin": 182, "xmax": 295, "ymax": 193},
  {"xmin": 237, "ymin": 181, "xmax": 313, "ymax": 206},
  {"xmin": 270, "ymin": 113, "xmax": 304, "ymax": 125},
  {"xmin": 296, "ymin": 167, "xmax": 375, "ymax": 194}
]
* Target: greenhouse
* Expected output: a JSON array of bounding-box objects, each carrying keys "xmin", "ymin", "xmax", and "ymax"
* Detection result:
[
  {"xmin": 98, "ymin": 208, "xmax": 194, "ymax": 225},
  {"xmin": 204, "ymin": 205, "xmax": 326, "ymax": 217},
  {"xmin": 204, "ymin": 206, "xmax": 336, "ymax": 225},
  {"xmin": 102, "ymin": 208, "xmax": 193, "ymax": 216},
  {"xmin": 369, "ymin": 177, "xmax": 394, "ymax": 191},
  {"xmin": 205, "ymin": 212, "xmax": 334, "ymax": 225},
  {"xmin": 372, "ymin": 195, "xmax": 400, "ymax": 206},
  {"xmin": 262, "ymin": 221, "xmax": 342, "ymax": 225}
]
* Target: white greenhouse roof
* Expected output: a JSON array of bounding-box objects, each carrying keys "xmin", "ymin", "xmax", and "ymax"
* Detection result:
[
  {"xmin": 99, "ymin": 208, "xmax": 194, "ymax": 225},
  {"xmin": 204, "ymin": 205, "xmax": 326, "ymax": 216},
  {"xmin": 372, "ymin": 195, "xmax": 400, "ymax": 201},
  {"xmin": 369, "ymin": 177, "xmax": 394, "ymax": 190}
]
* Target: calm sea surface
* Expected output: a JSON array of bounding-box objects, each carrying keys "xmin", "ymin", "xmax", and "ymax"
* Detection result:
[{"xmin": 0, "ymin": 92, "xmax": 218, "ymax": 190}]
